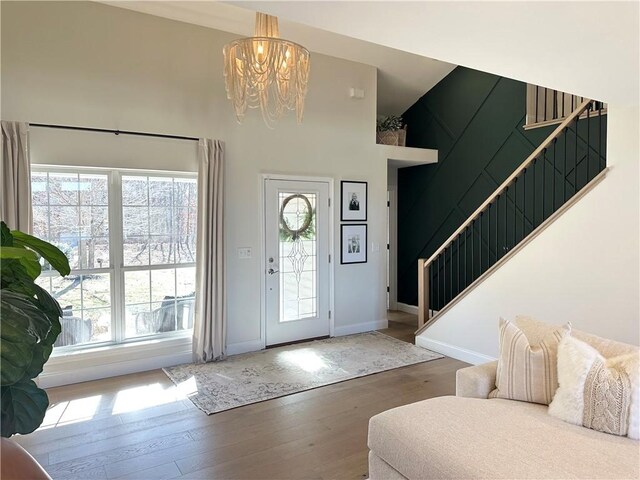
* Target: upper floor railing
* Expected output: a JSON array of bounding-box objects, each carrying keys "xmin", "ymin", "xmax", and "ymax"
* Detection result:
[{"xmin": 525, "ymin": 85, "xmax": 606, "ymax": 129}]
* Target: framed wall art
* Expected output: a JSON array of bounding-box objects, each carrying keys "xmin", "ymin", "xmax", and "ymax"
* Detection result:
[
  {"xmin": 340, "ymin": 181, "xmax": 367, "ymax": 221},
  {"xmin": 341, "ymin": 224, "xmax": 367, "ymax": 264}
]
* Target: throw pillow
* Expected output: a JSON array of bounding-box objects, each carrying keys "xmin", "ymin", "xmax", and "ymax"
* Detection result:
[
  {"xmin": 549, "ymin": 335, "xmax": 639, "ymax": 439},
  {"xmin": 514, "ymin": 315, "xmax": 560, "ymax": 344},
  {"xmin": 516, "ymin": 315, "xmax": 638, "ymax": 358},
  {"xmin": 489, "ymin": 318, "xmax": 571, "ymax": 405}
]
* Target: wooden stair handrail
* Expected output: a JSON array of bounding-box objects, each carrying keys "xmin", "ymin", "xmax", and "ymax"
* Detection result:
[
  {"xmin": 416, "ymin": 166, "xmax": 609, "ymax": 336},
  {"xmin": 421, "ymin": 97, "xmax": 593, "ymax": 268}
]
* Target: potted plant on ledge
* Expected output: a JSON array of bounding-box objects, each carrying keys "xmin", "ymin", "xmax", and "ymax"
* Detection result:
[
  {"xmin": 0, "ymin": 221, "xmax": 70, "ymax": 479},
  {"xmin": 376, "ymin": 115, "xmax": 406, "ymax": 146}
]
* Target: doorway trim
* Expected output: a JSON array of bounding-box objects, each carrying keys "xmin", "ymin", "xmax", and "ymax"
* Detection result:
[
  {"xmin": 388, "ymin": 186, "xmax": 398, "ymax": 311},
  {"xmin": 259, "ymin": 173, "xmax": 335, "ymax": 350}
]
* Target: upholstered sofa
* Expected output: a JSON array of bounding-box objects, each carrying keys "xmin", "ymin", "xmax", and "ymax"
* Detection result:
[{"xmin": 368, "ymin": 328, "xmax": 639, "ymax": 479}]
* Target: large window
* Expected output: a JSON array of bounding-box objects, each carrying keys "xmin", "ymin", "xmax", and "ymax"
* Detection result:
[{"xmin": 32, "ymin": 168, "xmax": 197, "ymax": 350}]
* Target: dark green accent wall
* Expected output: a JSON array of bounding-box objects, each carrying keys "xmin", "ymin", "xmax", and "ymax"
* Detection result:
[{"xmin": 397, "ymin": 66, "xmax": 606, "ymax": 306}]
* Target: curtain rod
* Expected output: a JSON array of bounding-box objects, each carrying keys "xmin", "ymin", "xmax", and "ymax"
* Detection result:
[{"xmin": 29, "ymin": 123, "xmax": 199, "ymax": 142}]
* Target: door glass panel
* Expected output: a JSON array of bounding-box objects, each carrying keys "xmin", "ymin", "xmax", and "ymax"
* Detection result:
[{"xmin": 278, "ymin": 192, "xmax": 317, "ymax": 322}]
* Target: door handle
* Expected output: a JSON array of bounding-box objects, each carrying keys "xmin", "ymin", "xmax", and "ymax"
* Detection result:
[{"xmin": 268, "ymin": 268, "xmax": 279, "ymax": 275}]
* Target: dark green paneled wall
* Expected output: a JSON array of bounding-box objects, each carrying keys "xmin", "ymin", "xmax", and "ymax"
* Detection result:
[{"xmin": 397, "ymin": 66, "xmax": 606, "ymax": 305}]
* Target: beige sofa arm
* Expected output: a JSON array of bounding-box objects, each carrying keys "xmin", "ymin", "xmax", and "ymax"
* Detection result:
[{"xmin": 455, "ymin": 361, "xmax": 498, "ymax": 399}]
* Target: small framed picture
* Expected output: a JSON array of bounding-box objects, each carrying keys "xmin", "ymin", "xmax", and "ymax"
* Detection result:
[
  {"xmin": 340, "ymin": 181, "xmax": 367, "ymax": 221},
  {"xmin": 341, "ymin": 224, "xmax": 367, "ymax": 264}
]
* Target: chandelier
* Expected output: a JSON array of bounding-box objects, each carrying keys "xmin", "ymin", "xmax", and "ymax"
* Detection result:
[{"xmin": 223, "ymin": 13, "xmax": 310, "ymax": 127}]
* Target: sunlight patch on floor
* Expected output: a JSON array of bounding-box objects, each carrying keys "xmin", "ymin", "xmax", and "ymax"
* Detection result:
[
  {"xmin": 40, "ymin": 395, "xmax": 102, "ymax": 429},
  {"xmin": 278, "ymin": 349, "xmax": 329, "ymax": 373},
  {"xmin": 111, "ymin": 382, "xmax": 185, "ymax": 414},
  {"xmin": 40, "ymin": 402, "xmax": 68, "ymax": 428},
  {"xmin": 176, "ymin": 376, "xmax": 198, "ymax": 397},
  {"xmin": 38, "ymin": 378, "xmax": 188, "ymax": 431}
]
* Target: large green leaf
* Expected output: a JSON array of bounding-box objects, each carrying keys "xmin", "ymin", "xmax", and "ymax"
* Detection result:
[
  {"xmin": 0, "ymin": 223, "xmax": 13, "ymax": 247},
  {"xmin": 0, "ymin": 380, "xmax": 49, "ymax": 437},
  {"xmin": 24, "ymin": 342, "xmax": 52, "ymax": 380},
  {"xmin": 0, "ymin": 293, "xmax": 44, "ymax": 386},
  {"xmin": 0, "ymin": 258, "xmax": 36, "ymax": 292},
  {"xmin": 1, "ymin": 275, "xmax": 62, "ymax": 379},
  {"xmin": 0, "ymin": 222, "xmax": 67, "ymax": 438},
  {"xmin": 0, "ymin": 322, "xmax": 35, "ymax": 386},
  {"xmin": 34, "ymin": 295, "xmax": 61, "ymax": 372},
  {"xmin": 0, "ymin": 247, "xmax": 38, "ymax": 262},
  {"xmin": 32, "ymin": 283, "xmax": 63, "ymax": 320},
  {"xmin": 0, "ymin": 246, "xmax": 41, "ymax": 279},
  {"xmin": 12, "ymin": 231, "xmax": 70, "ymax": 276},
  {"xmin": 24, "ymin": 289, "xmax": 62, "ymax": 378},
  {"xmin": 1, "ymin": 290, "xmax": 51, "ymax": 341},
  {"xmin": 0, "ymin": 262, "xmax": 59, "ymax": 315}
]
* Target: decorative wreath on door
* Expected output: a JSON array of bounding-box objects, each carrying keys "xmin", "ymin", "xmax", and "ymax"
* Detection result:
[{"xmin": 279, "ymin": 194, "xmax": 315, "ymax": 241}]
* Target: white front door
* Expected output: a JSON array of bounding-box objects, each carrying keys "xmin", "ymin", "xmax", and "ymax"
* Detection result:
[{"xmin": 264, "ymin": 178, "xmax": 331, "ymax": 346}]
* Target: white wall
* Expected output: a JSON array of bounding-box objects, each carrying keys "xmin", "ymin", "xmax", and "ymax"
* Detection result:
[
  {"xmin": 28, "ymin": 128, "xmax": 199, "ymax": 172},
  {"xmin": 1, "ymin": 1, "xmax": 386, "ymax": 383},
  {"xmin": 101, "ymin": 0, "xmax": 457, "ymax": 117},
  {"xmin": 239, "ymin": 1, "xmax": 640, "ymax": 107},
  {"xmin": 419, "ymin": 104, "xmax": 640, "ymax": 363}
]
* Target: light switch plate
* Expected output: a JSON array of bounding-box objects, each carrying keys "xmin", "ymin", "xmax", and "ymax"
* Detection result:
[{"xmin": 238, "ymin": 247, "xmax": 252, "ymax": 259}]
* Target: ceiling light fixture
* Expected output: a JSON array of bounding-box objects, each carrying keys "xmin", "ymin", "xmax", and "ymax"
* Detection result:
[{"xmin": 223, "ymin": 12, "xmax": 310, "ymax": 128}]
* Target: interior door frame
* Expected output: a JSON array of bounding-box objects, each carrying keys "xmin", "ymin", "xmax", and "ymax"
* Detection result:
[
  {"xmin": 387, "ymin": 186, "xmax": 398, "ymax": 310},
  {"xmin": 260, "ymin": 173, "xmax": 335, "ymax": 349}
]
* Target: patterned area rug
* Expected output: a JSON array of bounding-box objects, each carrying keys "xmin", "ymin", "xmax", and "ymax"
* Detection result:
[{"xmin": 163, "ymin": 331, "xmax": 443, "ymax": 415}]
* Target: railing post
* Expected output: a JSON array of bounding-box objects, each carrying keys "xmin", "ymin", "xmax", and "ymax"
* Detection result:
[{"xmin": 418, "ymin": 259, "xmax": 429, "ymax": 329}]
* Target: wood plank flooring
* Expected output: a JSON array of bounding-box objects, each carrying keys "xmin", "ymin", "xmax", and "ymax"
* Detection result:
[
  {"xmin": 378, "ymin": 310, "xmax": 418, "ymax": 344},
  {"xmin": 14, "ymin": 314, "xmax": 467, "ymax": 480}
]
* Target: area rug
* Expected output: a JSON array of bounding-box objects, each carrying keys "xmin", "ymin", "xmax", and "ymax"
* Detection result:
[{"xmin": 163, "ymin": 331, "xmax": 443, "ymax": 415}]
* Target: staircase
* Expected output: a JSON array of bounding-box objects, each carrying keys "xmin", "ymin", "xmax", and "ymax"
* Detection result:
[{"xmin": 416, "ymin": 98, "xmax": 607, "ymax": 333}]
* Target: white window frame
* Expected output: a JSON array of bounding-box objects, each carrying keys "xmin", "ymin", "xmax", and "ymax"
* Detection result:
[{"xmin": 32, "ymin": 165, "xmax": 197, "ymax": 354}]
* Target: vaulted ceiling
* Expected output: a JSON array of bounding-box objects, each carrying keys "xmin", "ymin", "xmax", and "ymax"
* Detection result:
[
  {"xmin": 100, "ymin": 1, "xmax": 457, "ymax": 116},
  {"xmin": 232, "ymin": 1, "xmax": 639, "ymax": 107}
]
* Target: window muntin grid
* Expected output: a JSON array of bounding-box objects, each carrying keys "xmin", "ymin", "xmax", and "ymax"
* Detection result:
[{"xmin": 31, "ymin": 167, "xmax": 197, "ymax": 350}]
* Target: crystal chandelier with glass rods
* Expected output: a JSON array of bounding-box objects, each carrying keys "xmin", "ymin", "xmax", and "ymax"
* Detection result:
[{"xmin": 223, "ymin": 12, "xmax": 310, "ymax": 128}]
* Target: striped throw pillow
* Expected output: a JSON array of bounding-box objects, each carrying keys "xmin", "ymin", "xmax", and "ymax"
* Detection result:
[{"xmin": 489, "ymin": 318, "xmax": 571, "ymax": 405}]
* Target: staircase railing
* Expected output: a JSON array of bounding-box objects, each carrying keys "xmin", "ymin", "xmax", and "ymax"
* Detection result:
[
  {"xmin": 417, "ymin": 98, "xmax": 607, "ymax": 331},
  {"xmin": 525, "ymin": 85, "xmax": 607, "ymax": 129}
]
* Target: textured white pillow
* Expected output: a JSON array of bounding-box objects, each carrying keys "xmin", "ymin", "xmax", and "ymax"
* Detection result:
[{"xmin": 549, "ymin": 335, "xmax": 640, "ymax": 439}]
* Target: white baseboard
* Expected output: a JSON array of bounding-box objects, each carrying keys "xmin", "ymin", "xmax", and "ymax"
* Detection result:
[
  {"xmin": 334, "ymin": 320, "xmax": 388, "ymax": 337},
  {"xmin": 396, "ymin": 302, "xmax": 418, "ymax": 315},
  {"xmin": 39, "ymin": 336, "xmax": 193, "ymax": 388},
  {"xmin": 226, "ymin": 339, "xmax": 265, "ymax": 356},
  {"xmin": 415, "ymin": 336, "xmax": 496, "ymax": 365}
]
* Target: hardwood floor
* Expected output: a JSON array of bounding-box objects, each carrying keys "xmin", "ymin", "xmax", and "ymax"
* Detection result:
[
  {"xmin": 378, "ymin": 310, "xmax": 418, "ymax": 344},
  {"xmin": 15, "ymin": 320, "xmax": 466, "ymax": 480}
]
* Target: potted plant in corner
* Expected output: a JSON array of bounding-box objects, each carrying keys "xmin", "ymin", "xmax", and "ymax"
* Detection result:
[
  {"xmin": 376, "ymin": 115, "xmax": 406, "ymax": 146},
  {"xmin": 0, "ymin": 221, "xmax": 70, "ymax": 479}
]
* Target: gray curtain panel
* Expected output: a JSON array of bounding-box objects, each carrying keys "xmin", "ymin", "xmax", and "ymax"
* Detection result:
[
  {"xmin": 1, "ymin": 121, "xmax": 32, "ymax": 232},
  {"xmin": 193, "ymin": 139, "xmax": 226, "ymax": 362}
]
